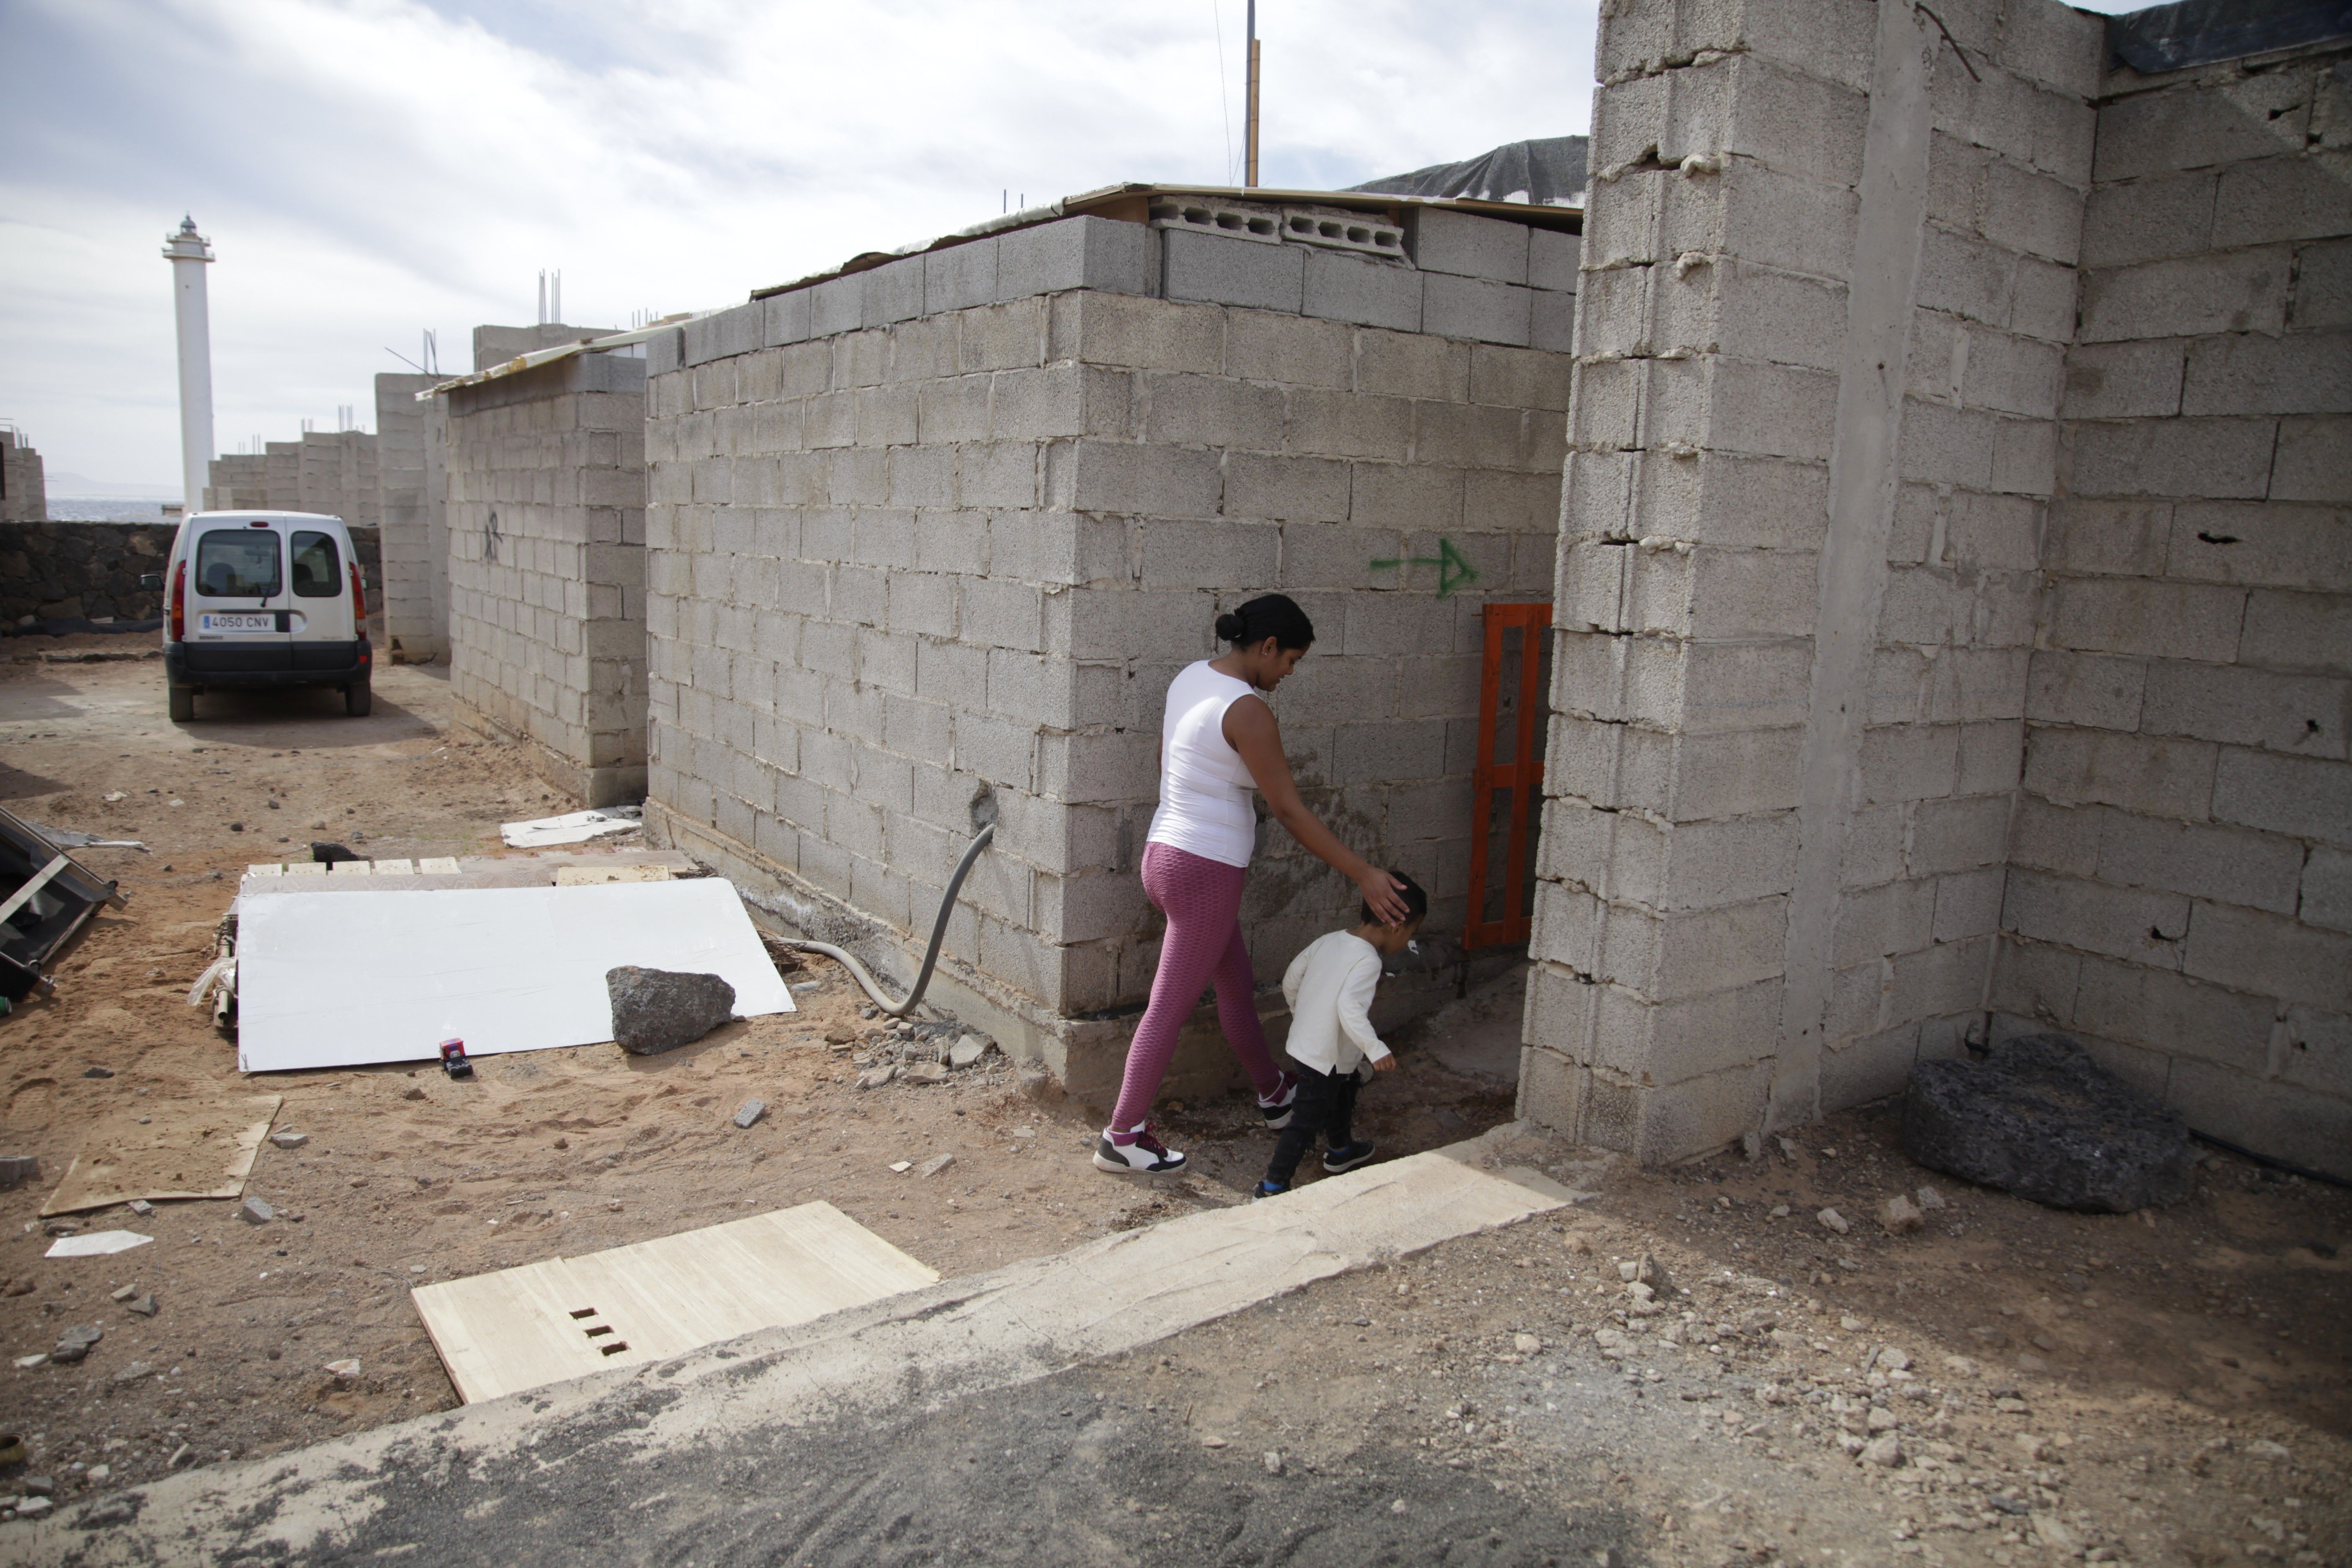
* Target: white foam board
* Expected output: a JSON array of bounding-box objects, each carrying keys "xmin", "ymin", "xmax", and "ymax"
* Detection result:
[
  {"xmin": 235, "ymin": 879, "xmax": 793, "ymax": 1073},
  {"xmin": 501, "ymin": 807, "xmax": 643, "ymax": 848}
]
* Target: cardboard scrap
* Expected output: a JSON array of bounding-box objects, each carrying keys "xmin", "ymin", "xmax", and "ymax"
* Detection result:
[{"xmin": 39, "ymin": 1094, "xmax": 284, "ymax": 1217}]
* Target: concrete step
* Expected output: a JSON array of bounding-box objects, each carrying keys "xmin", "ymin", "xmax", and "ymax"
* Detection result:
[{"xmin": 19, "ymin": 1146, "xmax": 1580, "ymax": 1560}]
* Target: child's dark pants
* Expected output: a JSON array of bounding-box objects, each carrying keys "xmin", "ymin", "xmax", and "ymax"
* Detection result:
[{"xmin": 1264, "ymin": 1062, "xmax": 1364, "ymax": 1186}]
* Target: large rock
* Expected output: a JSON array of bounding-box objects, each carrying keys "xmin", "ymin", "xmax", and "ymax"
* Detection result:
[
  {"xmin": 606, "ymin": 967, "xmax": 736, "ymax": 1055},
  {"xmin": 1902, "ymin": 1034, "xmax": 2194, "ymax": 1212}
]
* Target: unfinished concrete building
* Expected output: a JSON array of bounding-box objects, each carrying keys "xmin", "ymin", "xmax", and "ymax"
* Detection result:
[
  {"xmin": 640, "ymin": 190, "xmax": 1580, "ymax": 1095},
  {"xmin": 0, "ymin": 429, "xmax": 45, "ymax": 523},
  {"xmin": 375, "ymin": 371, "xmax": 448, "ymax": 663},
  {"xmin": 202, "ymin": 451, "xmax": 268, "ymax": 511},
  {"xmin": 1523, "ymin": 0, "xmax": 2350, "ymax": 1177},
  {"xmin": 439, "ymin": 341, "xmax": 649, "ymax": 805}
]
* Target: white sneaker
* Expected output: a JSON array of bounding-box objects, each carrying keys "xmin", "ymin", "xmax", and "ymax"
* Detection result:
[{"xmin": 1092, "ymin": 1126, "xmax": 1186, "ymax": 1174}]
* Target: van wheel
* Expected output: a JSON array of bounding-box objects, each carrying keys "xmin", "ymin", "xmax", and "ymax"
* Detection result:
[
  {"xmin": 344, "ymin": 679, "xmax": 372, "ymax": 717},
  {"xmin": 168, "ymin": 684, "xmax": 197, "ymax": 722}
]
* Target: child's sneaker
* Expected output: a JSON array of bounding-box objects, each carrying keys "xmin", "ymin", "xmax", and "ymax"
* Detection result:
[
  {"xmin": 1252, "ymin": 1179, "xmax": 1289, "ymax": 1199},
  {"xmin": 1257, "ymin": 1071, "xmax": 1299, "ymax": 1130},
  {"xmin": 1322, "ymin": 1141, "xmax": 1376, "ymax": 1174},
  {"xmin": 1092, "ymin": 1126, "xmax": 1186, "ymax": 1174}
]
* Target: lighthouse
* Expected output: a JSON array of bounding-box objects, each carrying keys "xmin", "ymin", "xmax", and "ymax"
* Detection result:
[{"xmin": 162, "ymin": 216, "xmax": 215, "ymax": 515}]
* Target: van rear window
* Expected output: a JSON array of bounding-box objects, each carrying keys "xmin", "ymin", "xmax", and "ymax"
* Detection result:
[
  {"xmin": 193, "ymin": 531, "xmax": 281, "ymax": 598},
  {"xmin": 291, "ymin": 531, "xmax": 342, "ymax": 597}
]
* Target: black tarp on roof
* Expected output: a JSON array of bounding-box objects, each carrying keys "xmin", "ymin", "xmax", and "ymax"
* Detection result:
[
  {"xmin": 1347, "ymin": 136, "xmax": 1589, "ymax": 207},
  {"xmin": 2108, "ymin": 0, "xmax": 2352, "ymax": 73}
]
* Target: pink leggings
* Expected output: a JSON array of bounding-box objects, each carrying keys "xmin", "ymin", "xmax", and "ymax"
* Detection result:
[{"xmin": 1109, "ymin": 842, "xmax": 1283, "ymax": 1133}]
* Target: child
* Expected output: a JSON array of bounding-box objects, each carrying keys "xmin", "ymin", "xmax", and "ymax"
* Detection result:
[{"xmin": 1255, "ymin": 871, "xmax": 1429, "ymax": 1197}]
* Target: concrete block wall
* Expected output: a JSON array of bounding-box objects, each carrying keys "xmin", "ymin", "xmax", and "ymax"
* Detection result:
[
  {"xmin": 642, "ymin": 213, "xmax": 1574, "ymax": 1094},
  {"xmin": 202, "ymin": 454, "xmax": 270, "ymax": 511},
  {"xmin": 263, "ymin": 442, "xmax": 302, "ymax": 511},
  {"xmin": 444, "ymin": 352, "xmax": 649, "ymax": 805},
  {"xmin": 375, "ymin": 371, "xmax": 449, "ymax": 662},
  {"xmin": 3, "ymin": 431, "xmax": 47, "ymax": 522},
  {"xmin": 1991, "ymin": 38, "xmax": 2352, "ymax": 1175},
  {"xmin": 295, "ymin": 431, "xmax": 380, "ymax": 531},
  {"xmin": 1524, "ymin": 0, "xmax": 2105, "ymax": 1163}
]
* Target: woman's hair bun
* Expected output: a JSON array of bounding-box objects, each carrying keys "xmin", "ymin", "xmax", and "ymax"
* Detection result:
[{"xmin": 1213, "ymin": 611, "xmax": 1246, "ymax": 641}]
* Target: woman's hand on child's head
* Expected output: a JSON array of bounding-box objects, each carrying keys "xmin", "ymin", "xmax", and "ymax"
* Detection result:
[
  {"xmin": 1372, "ymin": 1055, "xmax": 1398, "ymax": 1073},
  {"xmin": 1357, "ymin": 868, "xmax": 1411, "ymax": 925}
]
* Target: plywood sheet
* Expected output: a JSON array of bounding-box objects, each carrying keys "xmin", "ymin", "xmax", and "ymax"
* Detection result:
[
  {"xmin": 235, "ymin": 878, "xmax": 794, "ymax": 1073},
  {"xmin": 410, "ymin": 1202, "xmax": 937, "ymax": 1403},
  {"xmin": 39, "ymin": 1094, "xmax": 282, "ymax": 1216}
]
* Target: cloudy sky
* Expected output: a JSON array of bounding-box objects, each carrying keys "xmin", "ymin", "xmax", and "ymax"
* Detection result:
[{"xmin": 2, "ymin": 0, "xmax": 1609, "ymax": 491}]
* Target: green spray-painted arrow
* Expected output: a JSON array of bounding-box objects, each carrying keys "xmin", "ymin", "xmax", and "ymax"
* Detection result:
[{"xmin": 1369, "ymin": 536, "xmax": 1480, "ymax": 598}]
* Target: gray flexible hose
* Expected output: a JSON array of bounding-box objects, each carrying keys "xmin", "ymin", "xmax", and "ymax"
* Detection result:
[{"xmin": 787, "ymin": 823, "xmax": 994, "ymax": 1017}]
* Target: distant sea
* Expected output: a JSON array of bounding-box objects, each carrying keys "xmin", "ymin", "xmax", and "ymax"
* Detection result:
[{"xmin": 42, "ymin": 498, "xmax": 179, "ymax": 523}]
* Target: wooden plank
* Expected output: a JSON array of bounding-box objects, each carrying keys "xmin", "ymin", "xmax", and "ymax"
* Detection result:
[
  {"xmin": 39, "ymin": 1095, "xmax": 284, "ymax": 1217},
  {"xmin": 411, "ymin": 1201, "xmax": 937, "ymax": 1404}
]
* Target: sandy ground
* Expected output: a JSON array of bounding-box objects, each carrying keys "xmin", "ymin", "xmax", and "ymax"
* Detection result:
[{"xmin": 1, "ymin": 639, "xmax": 2347, "ymax": 1568}]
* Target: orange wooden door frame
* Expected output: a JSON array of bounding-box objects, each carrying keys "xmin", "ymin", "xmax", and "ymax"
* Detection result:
[{"xmin": 1464, "ymin": 601, "xmax": 1550, "ymax": 951}]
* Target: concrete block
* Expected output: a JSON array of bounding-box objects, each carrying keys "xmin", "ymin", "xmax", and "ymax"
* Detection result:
[
  {"xmin": 863, "ymin": 256, "xmax": 928, "ymax": 327},
  {"xmin": 1300, "ymin": 250, "xmax": 1422, "ymax": 332},
  {"xmin": 2097, "ymin": 812, "xmax": 2307, "ymax": 914},
  {"xmin": 2184, "ymin": 901, "xmax": 2352, "ymax": 1011},
  {"xmin": 997, "ymin": 216, "xmax": 1158, "ymax": 300},
  {"xmin": 2184, "ymin": 329, "xmax": 2352, "ymax": 417},
  {"xmin": 1051, "ymin": 438, "xmax": 1223, "ymax": 518},
  {"xmin": 1285, "ymin": 388, "xmax": 1412, "ymax": 461},
  {"xmin": 1349, "ymin": 461, "xmax": 1462, "ymax": 531},
  {"xmin": 2213, "ymin": 747, "xmax": 2352, "ymax": 844},
  {"xmin": 2004, "ymin": 867, "xmax": 2190, "ymax": 969},
  {"xmin": 2093, "ymin": 69, "xmax": 2313, "ymax": 184},
  {"xmin": 2024, "ymin": 727, "xmax": 2217, "ymax": 818},
  {"xmin": 2067, "ymin": 417, "xmax": 2278, "ymax": 501},
  {"xmin": 1979, "ymin": 158, "xmax": 2086, "ymax": 267},
  {"xmin": 2078, "ymin": 248, "xmax": 2293, "ymax": 344},
  {"xmin": 2060, "ymin": 339, "xmax": 2186, "ymax": 420},
  {"xmin": 2043, "ymin": 498, "xmax": 2171, "ymax": 576},
  {"xmin": 2072, "ymin": 955, "xmax": 2272, "ymax": 1074},
  {"xmin": 2213, "ymin": 150, "xmax": 2352, "ymax": 250},
  {"xmin": 1831, "ymin": 878, "xmax": 1937, "ymax": 966},
  {"xmin": 2044, "ymin": 577, "xmax": 2246, "ymax": 663},
  {"xmin": 1142, "ymin": 371, "xmax": 1285, "ymax": 448},
  {"xmin": 2080, "ymin": 171, "xmax": 2218, "ymax": 270},
  {"xmin": 763, "ymin": 288, "xmax": 812, "ymax": 347},
  {"xmin": 1225, "ymin": 311, "xmax": 1353, "ymax": 390},
  {"xmin": 647, "ymin": 326, "xmax": 684, "ymax": 377},
  {"xmin": 2291, "ymin": 236, "xmax": 2352, "ymax": 330},
  {"xmin": 1528, "ymin": 228, "xmax": 1581, "ymax": 292},
  {"xmin": 924, "ymin": 237, "xmax": 999, "ymax": 315},
  {"xmin": 2025, "ymin": 650, "xmax": 2146, "ymax": 731},
  {"xmin": 1136, "ymin": 519, "xmax": 1281, "ymax": 588},
  {"xmin": 1421, "ymin": 274, "xmax": 1532, "ymax": 347},
  {"xmin": 1911, "ymin": 792, "xmax": 2013, "ymax": 874},
  {"xmin": 1357, "ymin": 330, "xmax": 1470, "ymax": 402},
  {"xmin": 2166, "ymin": 1057, "xmax": 2352, "ymax": 1182},
  {"xmin": 2142, "ymin": 663, "xmax": 2349, "ymax": 758},
  {"xmin": 1407, "ymin": 208, "xmax": 1530, "ymax": 284},
  {"xmin": 2304, "ymin": 846, "xmax": 2352, "ymax": 932},
  {"xmin": 1934, "ymin": 867, "xmax": 2007, "ymax": 943},
  {"xmin": 810, "ymin": 275, "xmax": 863, "ymax": 338},
  {"xmin": 1061, "ymin": 291, "xmax": 1224, "ymax": 374},
  {"xmin": 2270, "ymin": 415, "xmax": 2352, "ymax": 504},
  {"xmin": 1224, "ymin": 454, "xmax": 1350, "ymax": 523},
  {"xmin": 1530, "ymin": 288, "xmax": 1578, "ymax": 353},
  {"xmin": 1162, "ymin": 228, "xmax": 1304, "ymax": 314}
]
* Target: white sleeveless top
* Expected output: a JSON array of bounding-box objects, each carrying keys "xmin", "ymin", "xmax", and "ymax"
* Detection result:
[{"xmin": 1147, "ymin": 660, "xmax": 1259, "ymax": 868}]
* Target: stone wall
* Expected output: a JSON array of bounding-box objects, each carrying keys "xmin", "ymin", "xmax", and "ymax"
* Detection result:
[
  {"xmin": 642, "ymin": 209, "xmax": 1575, "ymax": 1096},
  {"xmin": 1994, "ymin": 37, "xmax": 2352, "ymax": 1175},
  {"xmin": 1522, "ymin": 0, "xmax": 2351, "ymax": 1180},
  {"xmin": 444, "ymin": 352, "xmax": 649, "ymax": 805},
  {"xmin": 3, "ymin": 431, "xmax": 49, "ymax": 523},
  {"xmin": 2, "ymin": 521, "xmax": 382, "ymax": 632}
]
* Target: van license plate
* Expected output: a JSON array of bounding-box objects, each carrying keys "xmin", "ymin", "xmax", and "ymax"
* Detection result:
[{"xmin": 198, "ymin": 614, "xmax": 277, "ymax": 634}]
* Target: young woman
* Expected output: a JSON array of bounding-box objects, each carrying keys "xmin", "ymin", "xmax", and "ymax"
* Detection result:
[{"xmin": 1093, "ymin": 594, "xmax": 1413, "ymax": 1175}]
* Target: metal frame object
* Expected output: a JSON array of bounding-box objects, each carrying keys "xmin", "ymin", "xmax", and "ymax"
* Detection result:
[
  {"xmin": 0, "ymin": 805, "xmax": 127, "ymax": 1002},
  {"xmin": 1464, "ymin": 603, "xmax": 1550, "ymax": 952}
]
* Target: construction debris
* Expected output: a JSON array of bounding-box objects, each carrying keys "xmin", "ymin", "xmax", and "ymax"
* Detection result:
[
  {"xmin": 732, "ymin": 1098, "xmax": 766, "ymax": 1129},
  {"xmin": 44, "ymin": 1230, "xmax": 152, "ymax": 1259},
  {"xmin": 499, "ymin": 805, "xmax": 642, "ymax": 848}
]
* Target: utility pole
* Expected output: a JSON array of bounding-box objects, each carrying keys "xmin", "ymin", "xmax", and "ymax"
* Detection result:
[{"xmin": 1245, "ymin": 0, "xmax": 1261, "ymax": 187}]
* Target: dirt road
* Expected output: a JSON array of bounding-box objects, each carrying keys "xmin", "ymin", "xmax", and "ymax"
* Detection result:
[{"xmin": 1, "ymin": 639, "xmax": 2346, "ymax": 1568}]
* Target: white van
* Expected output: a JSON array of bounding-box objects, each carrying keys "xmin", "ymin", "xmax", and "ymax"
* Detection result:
[{"xmin": 150, "ymin": 510, "xmax": 373, "ymax": 721}]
